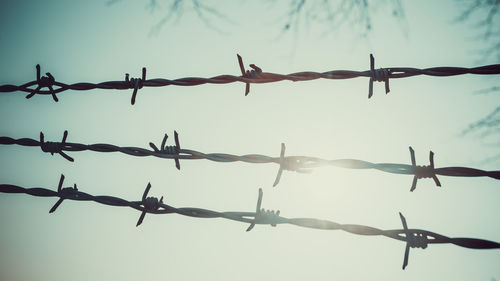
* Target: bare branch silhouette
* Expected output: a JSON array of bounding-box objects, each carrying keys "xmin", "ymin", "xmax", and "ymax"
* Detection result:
[
  {"xmin": 149, "ymin": 0, "xmax": 185, "ymax": 36},
  {"xmin": 274, "ymin": 0, "xmax": 406, "ymax": 39},
  {"xmin": 109, "ymin": 0, "xmax": 406, "ymax": 40},
  {"xmin": 106, "ymin": 0, "xmax": 122, "ymax": 6},
  {"xmin": 148, "ymin": 0, "xmax": 234, "ymax": 36},
  {"xmin": 474, "ymin": 86, "xmax": 500, "ymax": 94},
  {"xmin": 462, "ymin": 107, "xmax": 500, "ymax": 161},
  {"xmin": 147, "ymin": 0, "xmax": 159, "ymax": 13},
  {"xmin": 455, "ymin": 0, "xmax": 500, "ymax": 61},
  {"xmin": 107, "ymin": 0, "xmax": 234, "ymax": 35},
  {"xmin": 462, "ymin": 106, "xmax": 500, "ymax": 136}
]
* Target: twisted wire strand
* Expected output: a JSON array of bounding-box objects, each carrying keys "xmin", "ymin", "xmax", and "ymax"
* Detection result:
[
  {"xmin": 0, "ymin": 131, "xmax": 499, "ymax": 190},
  {"xmin": 1, "ymin": 54, "xmax": 499, "ymax": 103},
  {"xmin": 1, "ymin": 175, "xmax": 499, "ymax": 270}
]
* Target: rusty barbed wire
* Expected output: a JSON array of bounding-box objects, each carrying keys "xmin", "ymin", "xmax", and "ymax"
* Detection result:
[
  {"xmin": 1, "ymin": 54, "xmax": 499, "ymax": 104},
  {"xmin": 1, "ymin": 130, "xmax": 499, "ymax": 190},
  {"xmin": 1, "ymin": 174, "xmax": 499, "ymax": 270}
]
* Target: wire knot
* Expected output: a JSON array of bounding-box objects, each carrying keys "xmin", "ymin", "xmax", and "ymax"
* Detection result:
[
  {"xmin": 125, "ymin": 67, "xmax": 146, "ymax": 105},
  {"xmin": 399, "ymin": 212, "xmax": 429, "ymax": 270},
  {"xmin": 25, "ymin": 64, "xmax": 59, "ymax": 102},
  {"xmin": 408, "ymin": 146, "xmax": 441, "ymax": 191},
  {"xmin": 161, "ymin": 146, "xmax": 178, "ymax": 154},
  {"xmin": 59, "ymin": 184, "xmax": 78, "ymax": 195},
  {"xmin": 414, "ymin": 165, "xmax": 435, "ymax": 179},
  {"xmin": 149, "ymin": 131, "xmax": 181, "ymax": 170},
  {"xmin": 280, "ymin": 157, "xmax": 304, "ymax": 171},
  {"xmin": 256, "ymin": 208, "xmax": 281, "ymax": 227},
  {"xmin": 371, "ymin": 68, "xmax": 390, "ymax": 82},
  {"xmin": 273, "ymin": 143, "xmax": 311, "ymax": 187},
  {"xmin": 407, "ymin": 233, "xmax": 429, "ymax": 249},
  {"xmin": 368, "ymin": 54, "xmax": 391, "ymax": 98},
  {"xmin": 244, "ymin": 64, "xmax": 262, "ymax": 79},
  {"xmin": 143, "ymin": 196, "xmax": 163, "ymax": 212},
  {"xmin": 136, "ymin": 182, "xmax": 163, "ymax": 227},
  {"xmin": 39, "ymin": 130, "xmax": 74, "ymax": 162},
  {"xmin": 237, "ymin": 54, "xmax": 262, "ymax": 96},
  {"xmin": 246, "ymin": 188, "xmax": 281, "ymax": 231},
  {"xmin": 41, "ymin": 141, "xmax": 62, "ymax": 154},
  {"xmin": 38, "ymin": 73, "xmax": 55, "ymax": 88}
]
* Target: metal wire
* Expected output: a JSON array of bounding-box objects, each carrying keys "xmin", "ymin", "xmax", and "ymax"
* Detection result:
[
  {"xmin": 1, "ymin": 54, "xmax": 499, "ymax": 104},
  {"xmin": 1, "ymin": 130, "xmax": 498, "ymax": 190},
  {"xmin": 1, "ymin": 174, "xmax": 499, "ymax": 270}
]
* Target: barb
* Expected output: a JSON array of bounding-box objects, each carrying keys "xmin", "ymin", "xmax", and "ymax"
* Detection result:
[
  {"xmin": 125, "ymin": 67, "xmax": 146, "ymax": 105},
  {"xmin": 409, "ymin": 146, "xmax": 440, "ymax": 191},
  {"xmin": 246, "ymin": 188, "xmax": 281, "ymax": 231},
  {"xmin": 24, "ymin": 64, "xmax": 58, "ymax": 102},
  {"xmin": 237, "ymin": 54, "xmax": 263, "ymax": 96},
  {"xmin": 39, "ymin": 130, "xmax": 74, "ymax": 162},
  {"xmin": 136, "ymin": 182, "xmax": 164, "ymax": 226},
  {"xmin": 1, "ymin": 131, "xmax": 499, "ymax": 187},
  {"xmin": 49, "ymin": 174, "xmax": 79, "ymax": 213},
  {"xmin": 273, "ymin": 143, "xmax": 312, "ymax": 187},
  {"xmin": 369, "ymin": 54, "xmax": 390, "ymax": 98},
  {"xmin": 2, "ymin": 54, "xmax": 499, "ymax": 103},
  {"xmin": 399, "ymin": 212, "xmax": 427, "ymax": 270},
  {"xmin": 1, "ymin": 178, "xmax": 499, "ymax": 269},
  {"xmin": 149, "ymin": 131, "xmax": 181, "ymax": 170}
]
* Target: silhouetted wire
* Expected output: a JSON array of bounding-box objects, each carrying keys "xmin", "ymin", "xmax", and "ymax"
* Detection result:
[
  {"xmin": 1, "ymin": 130, "xmax": 499, "ymax": 190},
  {"xmin": 1, "ymin": 54, "xmax": 499, "ymax": 104},
  {"xmin": 1, "ymin": 175, "xmax": 499, "ymax": 270}
]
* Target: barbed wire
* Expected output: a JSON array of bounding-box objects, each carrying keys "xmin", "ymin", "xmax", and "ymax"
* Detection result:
[
  {"xmin": 1, "ymin": 130, "xmax": 498, "ymax": 190},
  {"xmin": 1, "ymin": 174, "xmax": 499, "ymax": 270},
  {"xmin": 1, "ymin": 54, "xmax": 499, "ymax": 104}
]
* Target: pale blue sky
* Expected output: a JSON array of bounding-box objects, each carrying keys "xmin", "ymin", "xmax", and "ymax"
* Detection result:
[{"xmin": 0, "ymin": 1, "xmax": 499, "ymax": 281}]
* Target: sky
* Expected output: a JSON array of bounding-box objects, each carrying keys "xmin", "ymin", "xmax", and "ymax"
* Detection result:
[{"xmin": 0, "ymin": 0, "xmax": 499, "ymax": 280}]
